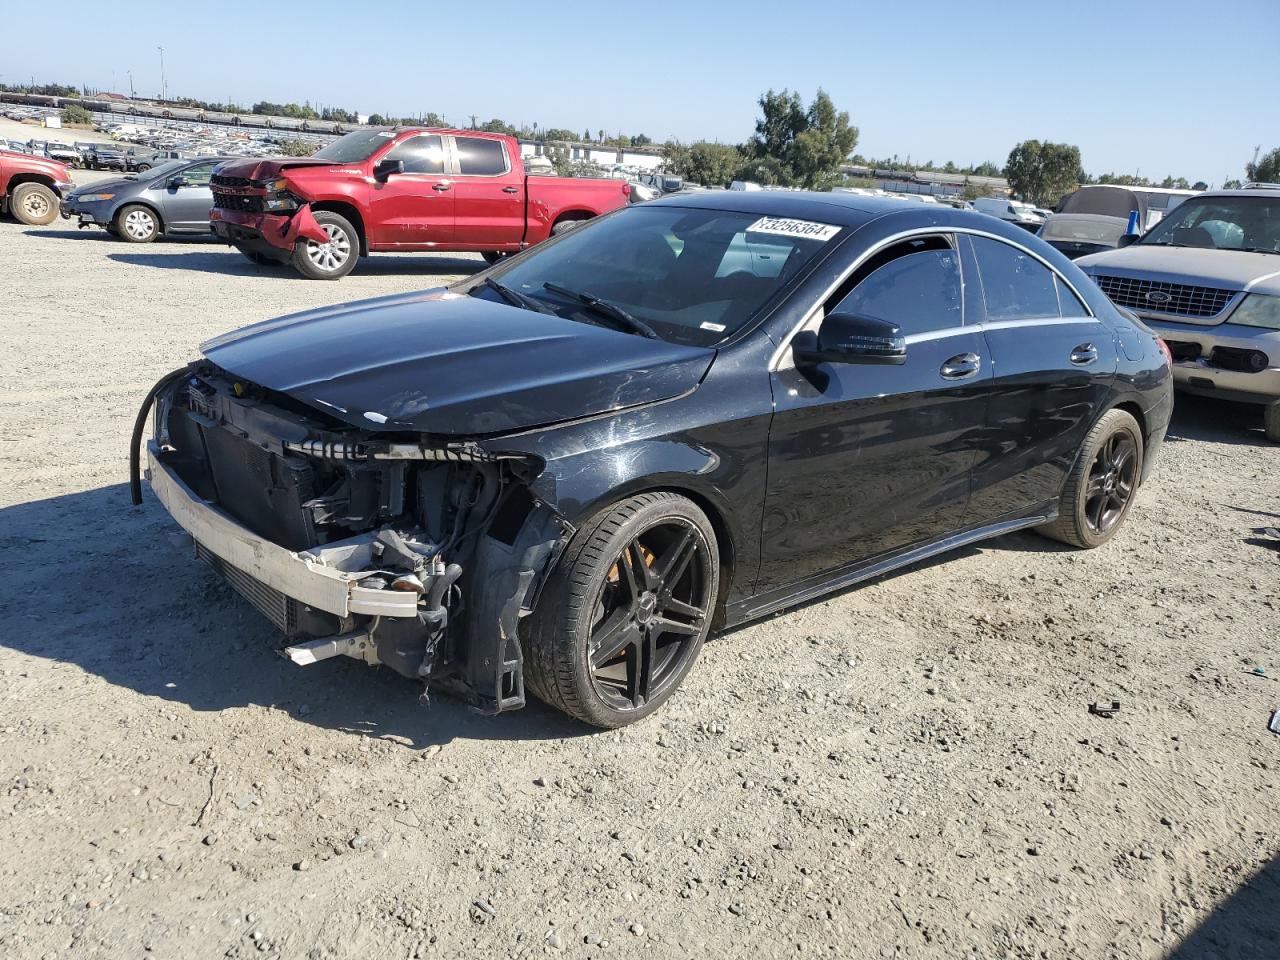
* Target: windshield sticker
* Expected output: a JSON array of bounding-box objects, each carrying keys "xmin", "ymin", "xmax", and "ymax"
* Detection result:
[
  {"xmin": 700, "ymin": 321, "xmax": 727, "ymax": 332},
  {"xmin": 745, "ymin": 217, "xmax": 841, "ymax": 242}
]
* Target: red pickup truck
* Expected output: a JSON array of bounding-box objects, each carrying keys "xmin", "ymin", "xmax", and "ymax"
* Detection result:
[
  {"xmin": 1, "ymin": 149, "xmax": 75, "ymax": 226},
  {"xmin": 209, "ymin": 129, "xmax": 631, "ymax": 279}
]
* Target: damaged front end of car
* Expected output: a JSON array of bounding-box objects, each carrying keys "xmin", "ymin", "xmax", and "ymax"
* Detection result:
[{"xmin": 135, "ymin": 363, "xmax": 573, "ymax": 714}]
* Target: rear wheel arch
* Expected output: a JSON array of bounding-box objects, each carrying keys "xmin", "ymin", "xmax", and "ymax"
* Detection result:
[{"xmin": 551, "ymin": 210, "xmax": 594, "ymax": 233}]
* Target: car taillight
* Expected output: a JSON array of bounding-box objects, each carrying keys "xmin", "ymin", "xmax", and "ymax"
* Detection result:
[{"xmin": 1157, "ymin": 337, "xmax": 1172, "ymax": 367}]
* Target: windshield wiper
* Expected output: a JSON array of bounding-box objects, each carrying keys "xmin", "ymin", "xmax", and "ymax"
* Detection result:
[
  {"xmin": 1238, "ymin": 246, "xmax": 1280, "ymax": 255},
  {"xmin": 541, "ymin": 282, "xmax": 658, "ymax": 339},
  {"xmin": 481, "ymin": 277, "xmax": 558, "ymax": 316}
]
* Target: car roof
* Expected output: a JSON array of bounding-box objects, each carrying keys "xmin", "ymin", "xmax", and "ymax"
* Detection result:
[
  {"xmin": 1187, "ymin": 188, "xmax": 1280, "ymax": 200},
  {"xmin": 644, "ymin": 187, "xmax": 1042, "ymax": 236}
]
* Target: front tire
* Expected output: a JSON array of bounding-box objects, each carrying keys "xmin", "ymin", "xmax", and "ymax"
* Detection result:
[
  {"xmin": 292, "ymin": 210, "xmax": 357, "ymax": 280},
  {"xmin": 9, "ymin": 182, "xmax": 58, "ymax": 225},
  {"xmin": 1039, "ymin": 408, "xmax": 1144, "ymax": 548},
  {"xmin": 1264, "ymin": 400, "xmax": 1280, "ymax": 443},
  {"xmin": 116, "ymin": 204, "xmax": 160, "ymax": 242},
  {"xmin": 524, "ymin": 492, "xmax": 720, "ymax": 728}
]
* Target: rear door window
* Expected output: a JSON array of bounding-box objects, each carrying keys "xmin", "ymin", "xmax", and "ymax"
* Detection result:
[
  {"xmin": 969, "ymin": 236, "xmax": 1061, "ymax": 320},
  {"xmin": 454, "ymin": 137, "xmax": 509, "ymax": 176}
]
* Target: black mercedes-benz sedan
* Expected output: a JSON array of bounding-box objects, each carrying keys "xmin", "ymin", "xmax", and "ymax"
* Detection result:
[{"xmin": 134, "ymin": 191, "xmax": 1173, "ymax": 727}]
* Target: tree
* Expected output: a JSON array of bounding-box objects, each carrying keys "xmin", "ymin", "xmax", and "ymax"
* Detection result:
[
  {"xmin": 367, "ymin": 113, "xmax": 387, "ymax": 126},
  {"xmin": 1222, "ymin": 178, "xmax": 1243, "ymax": 190},
  {"xmin": 60, "ymin": 103, "xmax": 91, "ymax": 125},
  {"xmin": 583, "ymin": 128, "xmax": 591, "ymax": 142},
  {"xmin": 545, "ymin": 145, "xmax": 571, "ymax": 176},
  {"xmin": 630, "ymin": 134, "xmax": 652, "ymax": 147},
  {"xmin": 481, "ymin": 118, "xmax": 517, "ymax": 136},
  {"xmin": 1004, "ymin": 140, "xmax": 1082, "ymax": 206},
  {"xmin": 973, "ymin": 160, "xmax": 1001, "ymax": 177},
  {"xmin": 962, "ymin": 178, "xmax": 992, "ymax": 201},
  {"xmin": 1246, "ymin": 147, "xmax": 1280, "ymax": 184},
  {"xmin": 1192, "ymin": 180, "xmax": 1209, "ymax": 191},
  {"xmin": 1160, "ymin": 175, "xmax": 1191, "ymax": 189},
  {"xmin": 663, "ymin": 141, "xmax": 744, "ymax": 187},
  {"xmin": 741, "ymin": 88, "xmax": 858, "ymax": 189},
  {"xmin": 276, "ymin": 139, "xmax": 315, "ymax": 157}
]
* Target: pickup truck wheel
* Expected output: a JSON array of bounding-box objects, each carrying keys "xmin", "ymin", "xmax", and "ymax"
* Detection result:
[
  {"xmin": 134, "ymin": 163, "xmax": 151, "ymax": 173},
  {"xmin": 116, "ymin": 204, "xmax": 160, "ymax": 243},
  {"xmin": 551, "ymin": 218, "xmax": 586, "ymax": 236},
  {"xmin": 523, "ymin": 492, "xmax": 719, "ymax": 728},
  {"xmin": 10, "ymin": 182, "xmax": 59, "ymax": 226},
  {"xmin": 293, "ymin": 211, "xmax": 358, "ymax": 280}
]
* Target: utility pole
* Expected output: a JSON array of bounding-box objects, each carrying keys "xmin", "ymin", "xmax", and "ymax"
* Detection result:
[
  {"xmin": 156, "ymin": 45, "xmax": 166, "ymax": 101},
  {"xmin": 128, "ymin": 70, "xmax": 135, "ymax": 99},
  {"xmin": 469, "ymin": 114, "xmax": 478, "ymax": 130}
]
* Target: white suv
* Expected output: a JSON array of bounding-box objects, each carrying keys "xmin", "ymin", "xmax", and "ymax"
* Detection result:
[{"xmin": 1077, "ymin": 186, "xmax": 1280, "ymax": 441}]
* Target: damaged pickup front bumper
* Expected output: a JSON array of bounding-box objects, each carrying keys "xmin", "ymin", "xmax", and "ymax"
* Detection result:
[{"xmin": 147, "ymin": 442, "xmax": 422, "ymax": 622}]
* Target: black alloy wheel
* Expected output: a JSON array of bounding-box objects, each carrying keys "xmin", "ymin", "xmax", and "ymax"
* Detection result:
[
  {"xmin": 1039, "ymin": 407, "xmax": 1144, "ymax": 549},
  {"xmin": 1083, "ymin": 431, "xmax": 1137, "ymax": 535},
  {"xmin": 587, "ymin": 519, "xmax": 711, "ymax": 712},
  {"xmin": 523, "ymin": 492, "xmax": 719, "ymax": 727}
]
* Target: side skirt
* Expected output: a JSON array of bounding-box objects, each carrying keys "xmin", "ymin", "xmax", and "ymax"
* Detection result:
[{"xmin": 724, "ymin": 508, "xmax": 1055, "ymax": 628}]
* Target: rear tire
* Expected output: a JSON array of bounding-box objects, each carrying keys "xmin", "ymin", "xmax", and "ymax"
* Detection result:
[
  {"xmin": 1038, "ymin": 408, "xmax": 1144, "ymax": 549},
  {"xmin": 116, "ymin": 204, "xmax": 160, "ymax": 243},
  {"xmin": 523, "ymin": 492, "xmax": 719, "ymax": 728},
  {"xmin": 1264, "ymin": 400, "xmax": 1280, "ymax": 443},
  {"xmin": 551, "ymin": 217, "xmax": 587, "ymax": 236},
  {"xmin": 291, "ymin": 210, "xmax": 357, "ymax": 280},
  {"xmin": 9, "ymin": 182, "xmax": 58, "ymax": 225}
]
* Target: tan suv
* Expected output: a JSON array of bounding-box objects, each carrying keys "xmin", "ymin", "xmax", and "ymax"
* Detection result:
[{"xmin": 1077, "ymin": 186, "xmax": 1280, "ymax": 441}]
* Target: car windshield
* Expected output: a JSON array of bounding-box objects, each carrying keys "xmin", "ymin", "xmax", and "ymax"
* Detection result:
[
  {"xmin": 311, "ymin": 130, "xmax": 396, "ymax": 163},
  {"xmin": 1140, "ymin": 196, "xmax": 1280, "ymax": 252},
  {"xmin": 482, "ymin": 205, "xmax": 840, "ymax": 346}
]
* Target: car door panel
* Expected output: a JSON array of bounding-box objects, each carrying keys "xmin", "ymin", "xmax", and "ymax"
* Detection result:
[
  {"xmin": 450, "ymin": 135, "xmax": 525, "ymax": 247},
  {"xmin": 159, "ymin": 162, "xmax": 217, "ymax": 231},
  {"xmin": 366, "ymin": 134, "xmax": 453, "ymax": 247},
  {"xmin": 961, "ymin": 234, "xmax": 1120, "ymax": 523},
  {"xmin": 761, "ymin": 332, "xmax": 992, "ymax": 592},
  {"xmin": 758, "ymin": 235, "xmax": 992, "ymax": 594}
]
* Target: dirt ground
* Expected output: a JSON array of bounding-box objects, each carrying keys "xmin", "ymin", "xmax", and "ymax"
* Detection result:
[{"xmin": 1, "ymin": 197, "xmax": 1278, "ymax": 960}]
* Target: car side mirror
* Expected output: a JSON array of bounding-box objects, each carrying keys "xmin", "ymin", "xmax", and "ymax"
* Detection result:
[
  {"xmin": 1117, "ymin": 233, "xmax": 1140, "ymax": 248},
  {"xmin": 374, "ymin": 158, "xmax": 404, "ymax": 181},
  {"xmin": 167, "ymin": 175, "xmax": 189, "ymax": 189},
  {"xmin": 793, "ymin": 311, "xmax": 907, "ymax": 366}
]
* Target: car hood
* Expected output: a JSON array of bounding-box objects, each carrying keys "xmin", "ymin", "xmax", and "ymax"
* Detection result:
[
  {"xmin": 1077, "ymin": 244, "xmax": 1280, "ymax": 296},
  {"xmin": 74, "ymin": 176, "xmax": 137, "ymax": 195},
  {"xmin": 200, "ymin": 289, "xmax": 715, "ymax": 436},
  {"xmin": 212, "ymin": 157, "xmax": 339, "ymax": 181}
]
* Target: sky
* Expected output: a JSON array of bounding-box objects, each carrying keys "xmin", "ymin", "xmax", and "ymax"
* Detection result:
[{"xmin": 5, "ymin": 0, "xmax": 1278, "ymax": 185}]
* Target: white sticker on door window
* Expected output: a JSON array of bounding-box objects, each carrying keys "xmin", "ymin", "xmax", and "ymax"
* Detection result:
[{"xmin": 744, "ymin": 217, "xmax": 841, "ymax": 242}]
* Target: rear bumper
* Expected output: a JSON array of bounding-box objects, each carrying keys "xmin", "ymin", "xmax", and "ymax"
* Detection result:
[
  {"xmin": 147, "ymin": 441, "xmax": 419, "ymax": 621},
  {"xmin": 1142, "ymin": 316, "xmax": 1280, "ymax": 405}
]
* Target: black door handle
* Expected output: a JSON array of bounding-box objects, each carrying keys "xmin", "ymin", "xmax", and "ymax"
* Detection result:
[
  {"xmin": 502, "ymin": 186, "xmax": 520, "ymax": 194},
  {"xmin": 432, "ymin": 181, "xmax": 451, "ymax": 192},
  {"xmin": 1070, "ymin": 343, "xmax": 1099, "ymax": 365},
  {"xmin": 940, "ymin": 352, "xmax": 981, "ymax": 380}
]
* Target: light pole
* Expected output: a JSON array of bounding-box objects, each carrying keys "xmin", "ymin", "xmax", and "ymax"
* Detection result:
[
  {"xmin": 128, "ymin": 70, "xmax": 135, "ymax": 99},
  {"xmin": 156, "ymin": 45, "xmax": 166, "ymax": 102}
]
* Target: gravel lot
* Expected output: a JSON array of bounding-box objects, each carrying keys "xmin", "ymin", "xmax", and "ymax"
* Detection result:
[{"xmin": 1, "ymin": 196, "xmax": 1278, "ymax": 960}]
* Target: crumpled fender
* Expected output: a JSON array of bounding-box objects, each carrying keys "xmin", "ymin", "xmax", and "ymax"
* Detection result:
[{"xmin": 274, "ymin": 205, "xmax": 329, "ymax": 250}]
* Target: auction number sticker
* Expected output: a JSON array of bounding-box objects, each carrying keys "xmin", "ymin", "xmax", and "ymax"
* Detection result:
[{"xmin": 745, "ymin": 217, "xmax": 841, "ymax": 241}]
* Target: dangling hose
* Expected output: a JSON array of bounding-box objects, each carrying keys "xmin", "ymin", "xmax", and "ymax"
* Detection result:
[{"xmin": 129, "ymin": 367, "xmax": 190, "ymax": 505}]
